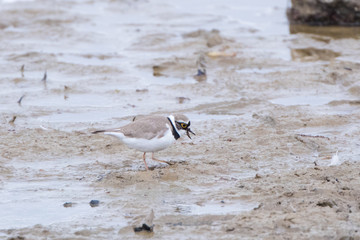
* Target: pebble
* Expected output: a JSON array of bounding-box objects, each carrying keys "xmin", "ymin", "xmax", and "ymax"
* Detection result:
[
  {"xmin": 89, "ymin": 200, "xmax": 100, "ymax": 207},
  {"xmin": 63, "ymin": 202, "xmax": 74, "ymax": 208},
  {"xmin": 176, "ymin": 97, "xmax": 190, "ymax": 104},
  {"xmin": 226, "ymin": 227, "xmax": 235, "ymax": 232},
  {"xmin": 133, "ymin": 223, "xmax": 153, "ymax": 233},
  {"xmin": 134, "ymin": 209, "xmax": 155, "ymax": 233},
  {"xmin": 317, "ymin": 199, "xmax": 337, "ymax": 208}
]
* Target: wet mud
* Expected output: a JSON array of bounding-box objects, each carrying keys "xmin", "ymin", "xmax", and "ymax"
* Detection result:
[{"xmin": 0, "ymin": 0, "xmax": 360, "ymax": 239}]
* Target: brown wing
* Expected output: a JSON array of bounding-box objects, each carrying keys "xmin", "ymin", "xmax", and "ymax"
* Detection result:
[{"xmin": 109, "ymin": 116, "xmax": 170, "ymax": 140}]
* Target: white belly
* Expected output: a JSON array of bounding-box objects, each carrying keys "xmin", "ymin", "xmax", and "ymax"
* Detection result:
[{"xmin": 104, "ymin": 129, "xmax": 176, "ymax": 153}]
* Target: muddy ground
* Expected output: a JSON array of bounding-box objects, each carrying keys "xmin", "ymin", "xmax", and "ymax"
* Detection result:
[{"xmin": 0, "ymin": 0, "xmax": 360, "ymax": 239}]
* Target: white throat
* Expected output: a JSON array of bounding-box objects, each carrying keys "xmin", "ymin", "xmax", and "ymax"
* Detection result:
[{"xmin": 167, "ymin": 115, "xmax": 181, "ymax": 139}]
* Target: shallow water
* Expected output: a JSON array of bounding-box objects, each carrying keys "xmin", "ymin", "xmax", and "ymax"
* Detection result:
[{"xmin": 1, "ymin": 0, "xmax": 360, "ymax": 238}]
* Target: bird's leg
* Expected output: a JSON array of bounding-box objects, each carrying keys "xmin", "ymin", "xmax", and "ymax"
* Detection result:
[
  {"xmin": 151, "ymin": 153, "xmax": 174, "ymax": 165},
  {"xmin": 143, "ymin": 152, "xmax": 149, "ymax": 171}
]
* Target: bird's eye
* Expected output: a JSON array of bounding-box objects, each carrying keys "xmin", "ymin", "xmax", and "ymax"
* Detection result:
[{"xmin": 181, "ymin": 123, "xmax": 187, "ymax": 129}]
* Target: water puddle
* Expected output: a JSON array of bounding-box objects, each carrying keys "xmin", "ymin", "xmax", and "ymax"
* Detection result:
[
  {"xmin": 0, "ymin": 158, "xmax": 128, "ymax": 230},
  {"xmin": 175, "ymin": 201, "xmax": 258, "ymax": 215},
  {"xmin": 27, "ymin": 94, "xmax": 115, "ymax": 108},
  {"xmin": 236, "ymin": 66, "xmax": 293, "ymax": 74},
  {"xmin": 0, "ymin": 181, "xmax": 92, "ymax": 229},
  {"xmin": 270, "ymin": 95, "xmax": 335, "ymax": 106},
  {"xmin": 188, "ymin": 113, "xmax": 240, "ymax": 121},
  {"xmin": 38, "ymin": 110, "xmax": 118, "ymax": 123}
]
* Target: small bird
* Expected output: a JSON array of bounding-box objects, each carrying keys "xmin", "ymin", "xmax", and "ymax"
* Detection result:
[{"xmin": 92, "ymin": 114, "xmax": 195, "ymax": 170}]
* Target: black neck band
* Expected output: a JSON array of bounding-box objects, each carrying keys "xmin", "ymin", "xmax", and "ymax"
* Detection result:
[{"xmin": 167, "ymin": 117, "xmax": 180, "ymax": 140}]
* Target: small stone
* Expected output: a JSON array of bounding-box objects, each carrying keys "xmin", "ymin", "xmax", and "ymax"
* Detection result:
[
  {"xmin": 317, "ymin": 199, "xmax": 337, "ymax": 208},
  {"xmin": 134, "ymin": 209, "xmax": 155, "ymax": 233},
  {"xmin": 176, "ymin": 97, "xmax": 190, "ymax": 104},
  {"xmin": 89, "ymin": 200, "xmax": 100, "ymax": 207},
  {"xmin": 136, "ymin": 89, "xmax": 148, "ymax": 93},
  {"xmin": 152, "ymin": 65, "xmax": 165, "ymax": 77},
  {"xmin": 254, "ymin": 203, "xmax": 263, "ymax": 210},
  {"xmin": 194, "ymin": 53, "xmax": 207, "ymax": 82},
  {"xmin": 133, "ymin": 226, "xmax": 143, "ymax": 232},
  {"xmin": 133, "ymin": 224, "xmax": 153, "ymax": 233},
  {"xmin": 195, "ymin": 69, "xmax": 206, "ymax": 76},
  {"xmin": 193, "ymin": 72, "xmax": 207, "ymax": 82},
  {"xmin": 283, "ymin": 191, "xmax": 294, "ymax": 197},
  {"xmin": 9, "ymin": 116, "xmax": 16, "ymax": 124},
  {"xmin": 74, "ymin": 229, "xmax": 92, "ymax": 236},
  {"xmin": 255, "ymin": 173, "xmax": 261, "ymax": 179},
  {"xmin": 63, "ymin": 202, "xmax": 74, "ymax": 208},
  {"xmin": 172, "ymin": 222, "xmax": 182, "ymax": 226},
  {"xmin": 141, "ymin": 223, "xmax": 152, "ymax": 232}
]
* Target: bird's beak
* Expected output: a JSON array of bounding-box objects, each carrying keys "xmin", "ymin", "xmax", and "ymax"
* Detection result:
[{"xmin": 186, "ymin": 128, "xmax": 196, "ymax": 139}]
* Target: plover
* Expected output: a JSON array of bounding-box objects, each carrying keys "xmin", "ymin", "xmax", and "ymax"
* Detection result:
[{"xmin": 92, "ymin": 114, "xmax": 195, "ymax": 170}]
